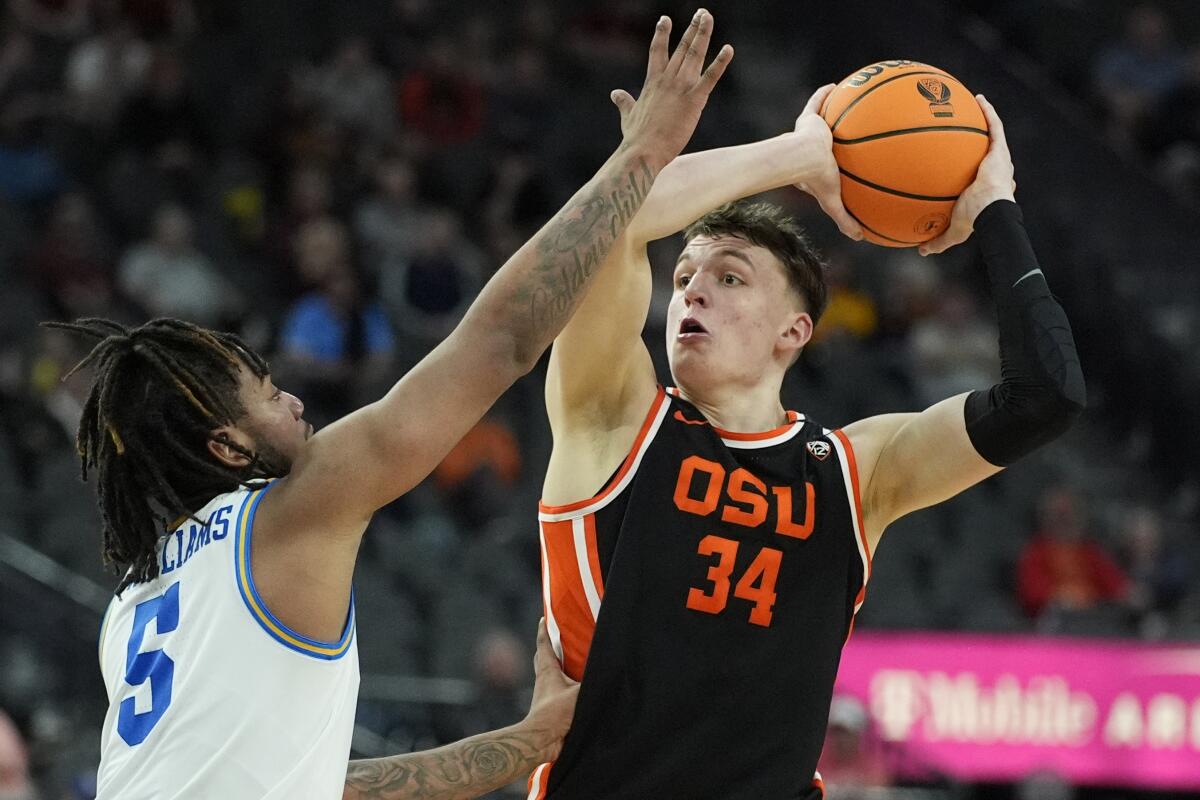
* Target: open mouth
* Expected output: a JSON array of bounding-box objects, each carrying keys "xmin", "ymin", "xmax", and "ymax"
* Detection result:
[{"xmin": 677, "ymin": 317, "xmax": 709, "ymax": 339}]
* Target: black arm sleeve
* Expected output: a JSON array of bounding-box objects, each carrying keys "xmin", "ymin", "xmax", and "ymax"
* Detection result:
[{"xmin": 963, "ymin": 200, "xmax": 1086, "ymax": 466}]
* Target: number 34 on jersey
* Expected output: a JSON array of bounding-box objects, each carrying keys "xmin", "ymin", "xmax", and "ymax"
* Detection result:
[{"xmin": 672, "ymin": 455, "xmax": 817, "ymax": 628}]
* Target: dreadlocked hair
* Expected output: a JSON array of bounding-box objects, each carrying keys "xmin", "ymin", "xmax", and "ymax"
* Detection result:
[{"xmin": 43, "ymin": 317, "xmax": 273, "ymax": 594}]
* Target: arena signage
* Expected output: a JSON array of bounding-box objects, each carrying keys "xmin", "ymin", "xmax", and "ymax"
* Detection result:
[{"xmin": 835, "ymin": 632, "xmax": 1200, "ymax": 789}]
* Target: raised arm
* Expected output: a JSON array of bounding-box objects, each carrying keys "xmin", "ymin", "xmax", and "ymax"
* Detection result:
[
  {"xmin": 842, "ymin": 96, "xmax": 1086, "ymax": 550},
  {"xmin": 628, "ymin": 85, "xmax": 862, "ymax": 243},
  {"xmin": 543, "ymin": 85, "xmax": 859, "ymax": 503}
]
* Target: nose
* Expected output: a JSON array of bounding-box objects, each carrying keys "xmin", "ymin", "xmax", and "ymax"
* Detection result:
[
  {"xmin": 683, "ymin": 276, "xmax": 708, "ymax": 308},
  {"xmin": 286, "ymin": 392, "xmax": 304, "ymax": 419}
]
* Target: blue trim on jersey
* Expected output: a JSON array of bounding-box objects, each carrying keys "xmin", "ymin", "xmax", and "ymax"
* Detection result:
[{"xmin": 233, "ymin": 483, "xmax": 356, "ymax": 660}]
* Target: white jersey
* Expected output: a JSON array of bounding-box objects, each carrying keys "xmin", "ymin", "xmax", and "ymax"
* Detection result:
[{"xmin": 96, "ymin": 482, "xmax": 359, "ymax": 799}]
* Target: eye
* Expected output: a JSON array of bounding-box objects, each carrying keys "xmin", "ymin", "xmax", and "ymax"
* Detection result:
[
  {"xmin": 676, "ymin": 273, "xmax": 692, "ymax": 288},
  {"xmin": 722, "ymin": 273, "xmax": 743, "ymax": 286},
  {"xmin": 271, "ymin": 390, "xmax": 282, "ymax": 401}
]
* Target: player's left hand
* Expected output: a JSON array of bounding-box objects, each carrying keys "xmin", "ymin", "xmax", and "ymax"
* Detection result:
[
  {"xmin": 793, "ymin": 84, "xmax": 863, "ymax": 241},
  {"xmin": 919, "ymin": 94, "xmax": 1016, "ymax": 256},
  {"xmin": 523, "ymin": 618, "xmax": 579, "ymax": 761}
]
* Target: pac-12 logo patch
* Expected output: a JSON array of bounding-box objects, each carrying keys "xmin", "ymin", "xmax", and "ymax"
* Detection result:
[{"xmin": 806, "ymin": 440, "xmax": 831, "ymax": 460}]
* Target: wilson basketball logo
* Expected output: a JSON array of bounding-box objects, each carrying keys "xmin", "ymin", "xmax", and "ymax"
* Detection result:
[
  {"xmin": 846, "ymin": 59, "xmax": 920, "ymax": 87},
  {"xmin": 806, "ymin": 440, "xmax": 831, "ymax": 461},
  {"xmin": 917, "ymin": 78, "xmax": 955, "ymax": 118}
]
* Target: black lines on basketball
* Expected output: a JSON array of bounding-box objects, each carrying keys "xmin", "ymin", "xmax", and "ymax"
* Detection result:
[
  {"xmin": 838, "ymin": 169, "xmax": 960, "ymax": 202},
  {"xmin": 832, "ymin": 126, "xmax": 989, "ymax": 145}
]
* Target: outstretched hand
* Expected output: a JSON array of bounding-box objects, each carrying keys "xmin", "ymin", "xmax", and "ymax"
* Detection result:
[
  {"xmin": 919, "ymin": 95, "xmax": 1017, "ymax": 256},
  {"xmin": 793, "ymin": 84, "xmax": 863, "ymax": 240},
  {"xmin": 611, "ymin": 9, "xmax": 734, "ymax": 171}
]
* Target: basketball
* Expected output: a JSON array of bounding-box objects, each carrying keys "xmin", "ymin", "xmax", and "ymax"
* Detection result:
[{"xmin": 820, "ymin": 60, "xmax": 988, "ymax": 247}]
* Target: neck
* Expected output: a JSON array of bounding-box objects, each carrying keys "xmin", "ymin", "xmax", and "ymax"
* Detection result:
[{"xmin": 674, "ymin": 376, "xmax": 788, "ymax": 433}]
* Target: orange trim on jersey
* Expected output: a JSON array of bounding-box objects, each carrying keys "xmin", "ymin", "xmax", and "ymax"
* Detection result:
[
  {"xmin": 526, "ymin": 761, "xmax": 552, "ymax": 800},
  {"xmin": 831, "ymin": 428, "xmax": 872, "ymax": 576},
  {"xmin": 540, "ymin": 518, "xmax": 596, "ymax": 681},
  {"xmin": 539, "ymin": 386, "xmax": 668, "ymax": 515},
  {"xmin": 583, "ymin": 514, "xmax": 605, "ymax": 602},
  {"xmin": 812, "ymin": 772, "xmax": 826, "ymax": 798},
  {"xmin": 713, "ymin": 409, "xmax": 802, "ymax": 441},
  {"xmin": 665, "ymin": 387, "xmax": 803, "ymax": 441}
]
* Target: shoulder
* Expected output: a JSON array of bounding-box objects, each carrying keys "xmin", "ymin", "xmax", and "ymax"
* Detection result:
[{"xmin": 837, "ymin": 413, "xmax": 914, "ymax": 466}]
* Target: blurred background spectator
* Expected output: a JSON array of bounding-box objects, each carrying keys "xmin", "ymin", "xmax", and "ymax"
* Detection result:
[{"xmin": 1017, "ymin": 485, "xmax": 1130, "ymax": 633}]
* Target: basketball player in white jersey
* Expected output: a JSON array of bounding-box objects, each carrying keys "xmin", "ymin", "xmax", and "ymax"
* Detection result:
[
  {"xmin": 53, "ymin": 11, "xmax": 734, "ymax": 799},
  {"xmin": 530, "ymin": 84, "xmax": 1085, "ymax": 796}
]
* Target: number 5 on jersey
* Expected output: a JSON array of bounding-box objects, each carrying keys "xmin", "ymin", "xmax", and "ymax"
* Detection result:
[
  {"xmin": 117, "ymin": 582, "xmax": 180, "ymax": 745},
  {"xmin": 686, "ymin": 535, "xmax": 782, "ymax": 627}
]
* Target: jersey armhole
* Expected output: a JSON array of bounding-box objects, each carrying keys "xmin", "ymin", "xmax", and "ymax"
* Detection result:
[
  {"xmin": 233, "ymin": 482, "xmax": 356, "ymax": 660},
  {"xmin": 538, "ymin": 386, "xmax": 670, "ymax": 521},
  {"xmin": 829, "ymin": 429, "xmax": 872, "ymax": 612}
]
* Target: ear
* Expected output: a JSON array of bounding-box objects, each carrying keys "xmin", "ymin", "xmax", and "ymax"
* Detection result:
[
  {"xmin": 207, "ymin": 425, "xmax": 255, "ymax": 469},
  {"xmin": 778, "ymin": 311, "xmax": 814, "ymax": 359}
]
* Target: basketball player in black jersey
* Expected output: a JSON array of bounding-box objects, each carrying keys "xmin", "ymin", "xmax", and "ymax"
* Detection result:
[{"xmin": 529, "ymin": 86, "xmax": 1084, "ymax": 799}]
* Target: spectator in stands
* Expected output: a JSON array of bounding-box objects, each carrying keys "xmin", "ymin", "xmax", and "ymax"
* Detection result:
[
  {"xmin": 1017, "ymin": 486, "xmax": 1130, "ymax": 622},
  {"xmin": 278, "ymin": 260, "xmax": 395, "ymax": 424},
  {"xmin": 27, "ymin": 191, "xmax": 117, "ymax": 318},
  {"xmin": 397, "ymin": 35, "xmax": 485, "ymax": 150},
  {"xmin": 117, "ymin": 202, "xmax": 242, "ymax": 326},
  {"xmin": 1120, "ymin": 506, "xmax": 1192, "ymax": 637},
  {"xmin": 266, "ymin": 164, "xmax": 335, "ymax": 279},
  {"xmin": 490, "ymin": 45, "xmax": 558, "ymax": 151},
  {"xmin": 115, "ymin": 46, "xmax": 210, "ymax": 167},
  {"xmin": 815, "ymin": 694, "xmax": 891, "ymax": 798},
  {"xmin": 298, "ymin": 35, "xmax": 397, "ymax": 147},
  {"xmin": 0, "ymin": 92, "xmax": 66, "ymax": 207},
  {"xmin": 907, "ymin": 284, "xmax": 997, "ymax": 407},
  {"xmin": 64, "ymin": 14, "xmax": 151, "ymax": 131},
  {"xmin": 383, "ymin": 208, "xmax": 484, "ymax": 347},
  {"xmin": 809, "ymin": 248, "xmax": 877, "ymax": 344},
  {"xmin": 480, "ymin": 151, "xmax": 554, "ymax": 267},
  {"xmin": 1092, "ymin": 4, "xmax": 1186, "ymax": 152},
  {"xmin": 353, "ymin": 152, "xmax": 426, "ymax": 276}
]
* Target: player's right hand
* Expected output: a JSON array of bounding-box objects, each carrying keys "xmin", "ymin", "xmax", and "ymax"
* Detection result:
[
  {"xmin": 524, "ymin": 618, "xmax": 579, "ymax": 761},
  {"xmin": 610, "ymin": 9, "xmax": 733, "ymax": 171},
  {"xmin": 793, "ymin": 84, "xmax": 863, "ymax": 241}
]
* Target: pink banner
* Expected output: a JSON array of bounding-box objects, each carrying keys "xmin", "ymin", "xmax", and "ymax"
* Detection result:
[{"xmin": 834, "ymin": 632, "xmax": 1200, "ymax": 789}]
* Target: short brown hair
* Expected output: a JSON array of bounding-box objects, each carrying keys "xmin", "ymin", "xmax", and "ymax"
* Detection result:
[{"xmin": 683, "ymin": 200, "xmax": 828, "ymax": 323}]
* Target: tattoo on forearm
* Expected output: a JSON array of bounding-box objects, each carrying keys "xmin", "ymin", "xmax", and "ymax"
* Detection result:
[
  {"xmin": 343, "ymin": 727, "xmax": 553, "ymax": 800},
  {"xmin": 524, "ymin": 157, "xmax": 656, "ymax": 338}
]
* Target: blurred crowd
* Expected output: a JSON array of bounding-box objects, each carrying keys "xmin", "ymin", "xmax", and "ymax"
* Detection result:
[{"xmin": 0, "ymin": 1, "xmax": 1198, "ymax": 797}]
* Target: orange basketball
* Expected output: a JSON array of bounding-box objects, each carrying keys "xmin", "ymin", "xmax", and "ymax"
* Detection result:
[{"xmin": 820, "ymin": 60, "xmax": 988, "ymax": 247}]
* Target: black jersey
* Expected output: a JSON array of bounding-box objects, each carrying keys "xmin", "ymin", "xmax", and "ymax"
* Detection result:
[{"xmin": 530, "ymin": 387, "xmax": 872, "ymax": 800}]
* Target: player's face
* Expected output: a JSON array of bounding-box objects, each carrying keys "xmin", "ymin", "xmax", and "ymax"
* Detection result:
[
  {"xmin": 232, "ymin": 368, "xmax": 312, "ymax": 475},
  {"xmin": 666, "ymin": 235, "xmax": 813, "ymax": 393}
]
